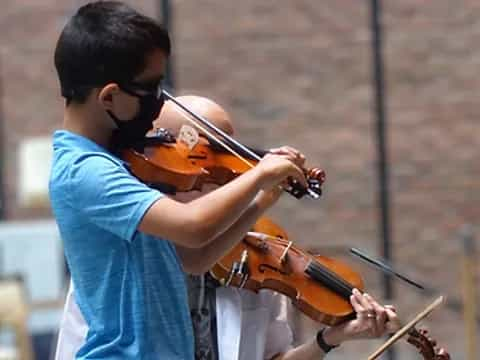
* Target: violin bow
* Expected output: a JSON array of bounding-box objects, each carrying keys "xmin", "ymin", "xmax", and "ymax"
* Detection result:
[
  {"xmin": 161, "ymin": 90, "xmax": 321, "ymax": 199},
  {"xmin": 367, "ymin": 296, "xmax": 444, "ymax": 360}
]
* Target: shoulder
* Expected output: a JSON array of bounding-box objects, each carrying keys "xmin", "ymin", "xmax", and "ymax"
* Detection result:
[
  {"xmin": 51, "ymin": 131, "xmax": 125, "ymax": 175},
  {"xmin": 51, "ymin": 150, "xmax": 126, "ymax": 188},
  {"xmin": 50, "ymin": 149, "xmax": 136, "ymax": 205},
  {"xmin": 69, "ymin": 151, "xmax": 126, "ymax": 176}
]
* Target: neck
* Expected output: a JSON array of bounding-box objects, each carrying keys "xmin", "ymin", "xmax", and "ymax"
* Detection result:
[{"xmin": 62, "ymin": 103, "xmax": 113, "ymax": 149}]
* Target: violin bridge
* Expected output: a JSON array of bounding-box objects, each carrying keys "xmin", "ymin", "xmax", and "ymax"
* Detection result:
[{"xmin": 280, "ymin": 241, "xmax": 293, "ymax": 265}]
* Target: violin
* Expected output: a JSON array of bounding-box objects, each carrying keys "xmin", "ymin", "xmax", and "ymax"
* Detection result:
[
  {"xmin": 121, "ymin": 128, "xmax": 326, "ymax": 198},
  {"xmin": 120, "ymin": 91, "xmax": 325, "ymax": 199},
  {"xmin": 211, "ymin": 217, "xmax": 450, "ymax": 359},
  {"xmin": 210, "ymin": 216, "xmax": 364, "ymax": 326}
]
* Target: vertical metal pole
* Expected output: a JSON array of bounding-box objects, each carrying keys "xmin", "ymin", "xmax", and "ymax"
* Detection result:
[
  {"xmin": 0, "ymin": 53, "xmax": 5, "ymax": 278},
  {"xmin": 158, "ymin": 0, "xmax": 175, "ymax": 92},
  {"xmin": 370, "ymin": 1, "xmax": 395, "ymax": 359},
  {"xmin": 461, "ymin": 225, "xmax": 477, "ymax": 360},
  {"xmin": 0, "ymin": 52, "xmax": 5, "ymax": 221}
]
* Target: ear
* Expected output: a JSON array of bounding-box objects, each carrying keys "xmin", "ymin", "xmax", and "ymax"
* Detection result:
[{"xmin": 98, "ymin": 83, "xmax": 120, "ymax": 111}]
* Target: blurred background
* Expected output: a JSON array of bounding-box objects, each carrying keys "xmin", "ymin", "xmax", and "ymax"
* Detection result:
[{"xmin": 0, "ymin": 0, "xmax": 478, "ymax": 359}]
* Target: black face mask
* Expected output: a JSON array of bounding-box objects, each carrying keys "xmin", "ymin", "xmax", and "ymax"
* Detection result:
[{"xmin": 109, "ymin": 86, "xmax": 165, "ymax": 151}]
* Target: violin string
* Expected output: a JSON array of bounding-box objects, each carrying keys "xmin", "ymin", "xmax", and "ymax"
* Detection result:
[
  {"xmin": 247, "ymin": 231, "xmax": 354, "ymax": 297},
  {"xmin": 307, "ymin": 261, "xmax": 355, "ymax": 300},
  {"xmin": 314, "ymin": 262, "xmax": 356, "ymax": 296},
  {"xmin": 307, "ymin": 263, "xmax": 353, "ymax": 299},
  {"xmin": 246, "ymin": 232, "xmax": 301, "ymax": 253},
  {"xmin": 246, "ymin": 231, "xmax": 288, "ymax": 243},
  {"xmin": 247, "ymin": 232, "xmax": 330, "ymax": 260},
  {"xmin": 310, "ymin": 267, "xmax": 353, "ymax": 297}
]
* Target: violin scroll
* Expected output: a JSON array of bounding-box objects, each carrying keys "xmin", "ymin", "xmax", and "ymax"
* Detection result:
[
  {"xmin": 304, "ymin": 167, "xmax": 326, "ymax": 197},
  {"xmin": 407, "ymin": 328, "xmax": 450, "ymax": 360}
]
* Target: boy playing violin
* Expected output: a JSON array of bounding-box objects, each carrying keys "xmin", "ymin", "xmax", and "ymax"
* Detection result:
[
  {"xmin": 50, "ymin": 1, "xmax": 308, "ymax": 359},
  {"xmin": 54, "ymin": 95, "xmax": 401, "ymax": 360}
]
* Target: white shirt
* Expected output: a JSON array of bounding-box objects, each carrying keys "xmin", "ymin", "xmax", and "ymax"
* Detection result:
[
  {"xmin": 216, "ymin": 287, "xmax": 293, "ymax": 360},
  {"xmin": 54, "ymin": 281, "xmax": 88, "ymax": 360},
  {"xmin": 55, "ymin": 280, "xmax": 293, "ymax": 360}
]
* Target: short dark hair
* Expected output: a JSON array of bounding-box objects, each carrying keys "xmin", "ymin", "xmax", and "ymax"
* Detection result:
[{"xmin": 54, "ymin": 1, "xmax": 170, "ymax": 104}]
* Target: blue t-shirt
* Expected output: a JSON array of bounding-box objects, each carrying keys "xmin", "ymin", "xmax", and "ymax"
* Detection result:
[{"xmin": 49, "ymin": 130, "xmax": 194, "ymax": 359}]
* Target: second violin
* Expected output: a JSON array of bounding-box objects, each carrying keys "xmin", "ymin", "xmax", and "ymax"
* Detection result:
[
  {"xmin": 210, "ymin": 216, "xmax": 364, "ymax": 326},
  {"xmin": 212, "ymin": 218, "xmax": 450, "ymax": 359}
]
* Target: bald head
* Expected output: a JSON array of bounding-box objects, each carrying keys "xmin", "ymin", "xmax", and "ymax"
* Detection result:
[{"xmin": 153, "ymin": 95, "xmax": 234, "ymax": 137}]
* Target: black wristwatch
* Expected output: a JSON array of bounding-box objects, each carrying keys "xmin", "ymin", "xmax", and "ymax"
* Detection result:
[{"xmin": 316, "ymin": 328, "xmax": 339, "ymax": 354}]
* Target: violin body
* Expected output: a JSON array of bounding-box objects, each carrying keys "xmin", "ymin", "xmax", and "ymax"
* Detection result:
[
  {"xmin": 122, "ymin": 144, "xmax": 204, "ymax": 193},
  {"xmin": 210, "ymin": 217, "xmax": 364, "ymax": 326},
  {"xmin": 121, "ymin": 139, "xmax": 251, "ymax": 193}
]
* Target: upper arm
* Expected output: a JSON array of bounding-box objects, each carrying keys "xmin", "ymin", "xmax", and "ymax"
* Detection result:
[
  {"xmin": 139, "ymin": 196, "xmax": 209, "ymax": 248},
  {"xmin": 68, "ymin": 154, "xmax": 163, "ymax": 242},
  {"xmin": 70, "ymin": 154, "xmax": 209, "ymax": 247}
]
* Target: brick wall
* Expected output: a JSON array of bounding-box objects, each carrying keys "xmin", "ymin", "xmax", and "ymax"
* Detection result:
[{"xmin": 0, "ymin": 1, "xmax": 478, "ymax": 358}]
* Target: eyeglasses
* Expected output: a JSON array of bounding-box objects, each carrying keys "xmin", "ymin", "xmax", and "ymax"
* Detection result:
[{"xmin": 119, "ymin": 80, "xmax": 163, "ymax": 100}]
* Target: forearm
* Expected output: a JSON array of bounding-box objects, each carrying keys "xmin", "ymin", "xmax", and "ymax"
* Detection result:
[
  {"xmin": 188, "ymin": 170, "xmax": 264, "ymax": 240},
  {"xmin": 140, "ymin": 168, "xmax": 265, "ymax": 248},
  {"xmin": 177, "ymin": 198, "xmax": 267, "ymax": 274}
]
